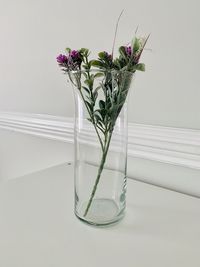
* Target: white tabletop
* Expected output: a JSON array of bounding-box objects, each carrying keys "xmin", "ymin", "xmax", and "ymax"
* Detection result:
[{"xmin": 0, "ymin": 163, "xmax": 199, "ymax": 267}]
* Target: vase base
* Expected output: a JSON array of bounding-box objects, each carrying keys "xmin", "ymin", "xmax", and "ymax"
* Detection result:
[{"xmin": 75, "ymin": 198, "xmax": 125, "ymax": 227}]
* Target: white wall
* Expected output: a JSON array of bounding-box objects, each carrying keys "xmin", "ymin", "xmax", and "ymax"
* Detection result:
[
  {"xmin": 0, "ymin": 128, "xmax": 72, "ymax": 181},
  {"xmin": 0, "ymin": 112, "xmax": 199, "ymax": 196},
  {"xmin": 0, "ymin": 0, "xmax": 199, "ymax": 196},
  {"xmin": 0, "ymin": 0, "xmax": 199, "ymax": 129}
]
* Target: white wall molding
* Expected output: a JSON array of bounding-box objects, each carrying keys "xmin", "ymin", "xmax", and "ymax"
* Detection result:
[{"xmin": 0, "ymin": 111, "xmax": 200, "ymax": 170}]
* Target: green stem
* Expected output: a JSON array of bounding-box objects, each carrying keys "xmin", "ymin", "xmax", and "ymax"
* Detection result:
[
  {"xmin": 76, "ymin": 78, "xmax": 104, "ymax": 151},
  {"xmin": 79, "ymin": 90, "xmax": 104, "ymax": 151},
  {"xmin": 83, "ymin": 131, "xmax": 112, "ymax": 217}
]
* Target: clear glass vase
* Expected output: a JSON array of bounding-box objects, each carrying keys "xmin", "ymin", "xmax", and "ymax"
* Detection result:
[{"xmin": 68, "ymin": 69, "xmax": 134, "ymax": 226}]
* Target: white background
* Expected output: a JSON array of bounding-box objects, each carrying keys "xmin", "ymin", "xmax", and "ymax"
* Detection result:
[
  {"xmin": 0, "ymin": 0, "xmax": 199, "ymax": 129},
  {"xmin": 0, "ymin": 4, "xmax": 199, "ymax": 264},
  {"xmin": 0, "ymin": 0, "xmax": 199, "ymax": 195}
]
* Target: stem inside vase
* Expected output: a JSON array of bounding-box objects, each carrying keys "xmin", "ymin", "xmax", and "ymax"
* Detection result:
[{"xmin": 83, "ymin": 131, "xmax": 113, "ymax": 217}]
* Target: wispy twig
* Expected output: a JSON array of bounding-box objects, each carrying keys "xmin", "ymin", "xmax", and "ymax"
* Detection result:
[
  {"xmin": 111, "ymin": 9, "xmax": 124, "ymax": 58},
  {"xmin": 135, "ymin": 25, "xmax": 139, "ymax": 35}
]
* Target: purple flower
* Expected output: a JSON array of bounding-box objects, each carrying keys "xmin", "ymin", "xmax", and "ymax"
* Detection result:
[
  {"xmin": 68, "ymin": 50, "xmax": 82, "ymax": 68},
  {"xmin": 57, "ymin": 49, "xmax": 82, "ymax": 70},
  {"xmin": 56, "ymin": 54, "xmax": 68, "ymax": 64},
  {"xmin": 69, "ymin": 50, "xmax": 80, "ymax": 60},
  {"xmin": 125, "ymin": 46, "xmax": 132, "ymax": 56},
  {"xmin": 104, "ymin": 51, "xmax": 112, "ymax": 60}
]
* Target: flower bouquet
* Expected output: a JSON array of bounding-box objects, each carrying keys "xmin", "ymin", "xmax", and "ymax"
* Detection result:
[{"xmin": 57, "ymin": 26, "xmax": 148, "ymax": 226}]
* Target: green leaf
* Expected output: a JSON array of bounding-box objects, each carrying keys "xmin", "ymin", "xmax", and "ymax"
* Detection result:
[
  {"xmin": 119, "ymin": 46, "xmax": 127, "ymax": 60},
  {"xmin": 135, "ymin": 63, "xmax": 145, "ymax": 71},
  {"xmin": 94, "ymin": 110, "xmax": 103, "ymax": 121},
  {"xmin": 131, "ymin": 37, "xmax": 140, "ymax": 53},
  {"xmin": 82, "ymin": 86, "xmax": 90, "ymax": 95},
  {"xmin": 79, "ymin": 48, "xmax": 89, "ymax": 56},
  {"xmin": 94, "ymin": 113, "xmax": 102, "ymax": 122},
  {"xmin": 84, "ymin": 79, "xmax": 93, "ymax": 88},
  {"xmin": 91, "ymin": 60, "xmax": 104, "ymax": 68},
  {"xmin": 99, "ymin": 100, "xmax": 105, "ymax": 110},
  {"xmin": 97, "ymin": 120, "xmax": 105, "ymax": 129},
  {"xmin": 93, "ymin": 86, "xmax": 101, "ymax": 100},
  {"xmin": 65, "ymin": 47, "xmax": 71, "ymax": 53},
  {"xmin": 85, "ymin": 100, "xmax": 93, "ymax": 112},
  {"xmin": 113, "ymin": 58, "xmax": 121, "ymax": 69},
  {"xmin": 94, "ymin": 72, "xmax": 104, "ymax": 78},
  {"xmin": 82, "ymin": 64, "xmax": 90, "ymax": 70},
  {"xmin": 98, "ymin": 52, "xmax": 106, "ymax": 59}
]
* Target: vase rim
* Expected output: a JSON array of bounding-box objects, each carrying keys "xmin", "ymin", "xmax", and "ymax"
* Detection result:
[{"xmin": 69, "ymin": 68, "xmax": 135, "ymax": 75}]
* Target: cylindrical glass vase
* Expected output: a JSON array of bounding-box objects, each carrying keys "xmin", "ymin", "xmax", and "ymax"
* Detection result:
[{"xmin": 69, "ymin": 70, "xmax": 134, "ymax": 226}]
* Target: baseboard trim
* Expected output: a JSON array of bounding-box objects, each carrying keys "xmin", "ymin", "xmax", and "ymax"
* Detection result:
[{"xmin": 0, "ymin": 111, "xmax": 200, "ymax": 170}]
